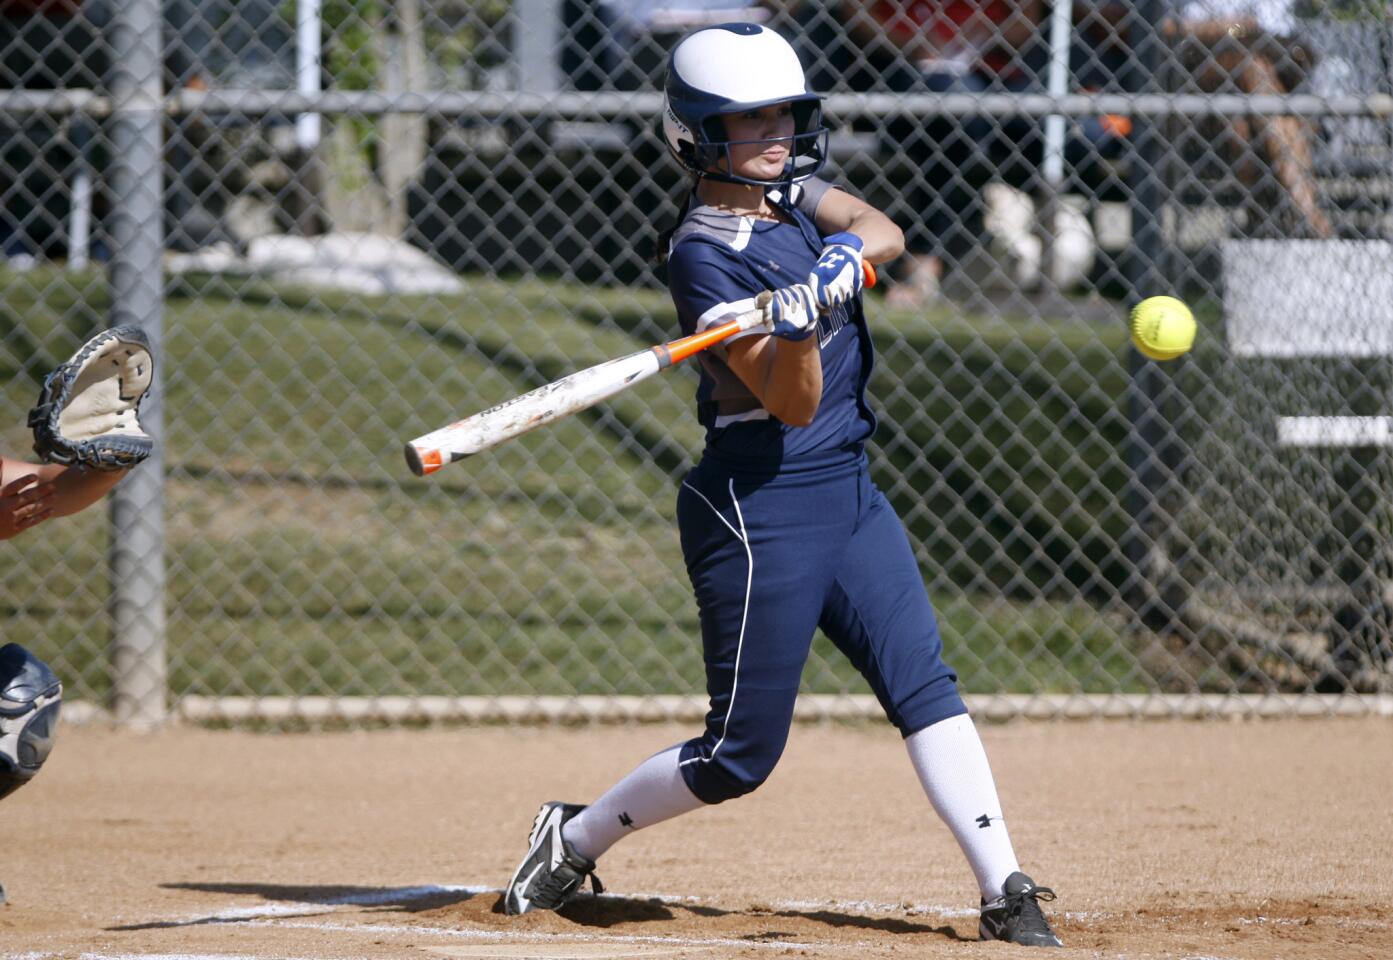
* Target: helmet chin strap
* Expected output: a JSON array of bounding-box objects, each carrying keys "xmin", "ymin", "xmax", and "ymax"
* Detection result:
[{"xmin": 695, "ymin": 166, "xmax": 794, "ymax": 190}]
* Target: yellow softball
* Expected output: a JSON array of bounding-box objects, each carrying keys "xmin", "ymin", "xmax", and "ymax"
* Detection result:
[{"xmin": 1129, "ymin": 296, "xmax": 1196, "ymax": 361}]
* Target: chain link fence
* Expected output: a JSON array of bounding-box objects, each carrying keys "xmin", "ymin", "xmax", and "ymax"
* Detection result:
[{"xmin": 2, "ymin": 0, "xmax": 1391, "ymax": 726}]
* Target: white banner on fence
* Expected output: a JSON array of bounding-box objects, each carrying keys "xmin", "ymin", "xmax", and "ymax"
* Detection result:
[{"xmin": 1223, "ymin": 240, "xmax": 1393, "ymax": 358}]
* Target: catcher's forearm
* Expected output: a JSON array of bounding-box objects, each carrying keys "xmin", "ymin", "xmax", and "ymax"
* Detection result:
[
  {"xmin": 2, "ymin": 458, "xmax": 125, "ymax": 520},
  {"xmin": 47, "ymin": 464, "xmax": 125, "ymax": 518}
]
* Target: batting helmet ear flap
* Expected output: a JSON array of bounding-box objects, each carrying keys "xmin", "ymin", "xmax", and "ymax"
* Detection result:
[
  {"xmin": 790, "ymin": 100, "xmax": 820, "ymax": 136},
  {"xmin": 695, "ymin": 115, "xmax": 730, "ymax": 171},
  {"xmin": 700, "ymin": 114, "xmax": 726, "ymax": 144},
  {"xmin": 787, "ymin": 100, "xmax": 827, "ymax": 175}
]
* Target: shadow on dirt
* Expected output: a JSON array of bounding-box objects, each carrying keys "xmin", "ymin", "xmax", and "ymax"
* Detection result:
[
  {"xmin": 106, "ymin": 882, "xmax": 479, "ymax": 930},
  {"xmin": 109, "ymin": 882, "xmax": 969, "ymax": 945},
  {"xmin": 488, "ymin": 891, "xmax": 969, "ymax": 942},
  {"xmin": 772, "ymin": 907, "xmax": 972, "ymax": 941}
]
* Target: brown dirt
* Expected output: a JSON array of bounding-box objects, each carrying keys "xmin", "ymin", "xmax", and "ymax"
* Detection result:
[{"xmin": 2, "ymin": 718, "xmax": 1390, "ymax": 960}]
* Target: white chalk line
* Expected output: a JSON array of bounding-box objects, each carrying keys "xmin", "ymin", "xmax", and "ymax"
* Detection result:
[
  {"xmin": 0, "ymin": 954, "xmax": 346, "ymax": 960},
  {"xmin": 256, "ymin": 918, "xmax": 827, "ymax": 952},
  {"xmin": 78, "ymin": 954, "xmax": 338, "ymax": 960},
  {"xmin": 1236, "ymin": 914, "xmax": 1387, "ymax": 930}
]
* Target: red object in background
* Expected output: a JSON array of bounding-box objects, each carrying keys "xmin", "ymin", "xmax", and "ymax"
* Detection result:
[
  {"xmin": 1098, "ymin": 114, "xmax": 1133, "ymax": 138},
  {"xmin": 868, "ymin": 0, "xmax": 1017, "ymax": 74},
  {"xmin": 0, "ymin": 0, "xmax": 81, "ymax": 16}
]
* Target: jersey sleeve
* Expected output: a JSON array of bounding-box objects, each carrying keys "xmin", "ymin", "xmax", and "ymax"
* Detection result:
[
  {"xmin": 666, "ymin": 238, "xmax": 766, "ymax": 344},
  {"xmin": 794, "ymin": 177, "xmax": 835, "ymax": 222}
]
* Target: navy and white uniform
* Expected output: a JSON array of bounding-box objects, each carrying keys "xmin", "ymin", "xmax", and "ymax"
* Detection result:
[{"xmin": 668, "ymin": 177, "xmax": 967, "ymax": 805}]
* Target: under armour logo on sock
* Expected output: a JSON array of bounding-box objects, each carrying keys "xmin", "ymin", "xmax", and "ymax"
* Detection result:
[
  {"xmin": 618, "ymin": 812, "xmax": 634, "ymax": 828},
  {"xmin": 976, "ymin": 814, "xmax": 1000, "ymax": 829}
]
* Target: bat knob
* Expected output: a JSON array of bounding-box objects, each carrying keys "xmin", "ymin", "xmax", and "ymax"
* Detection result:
[{"xmin": 404, "ymin": 444, "xmax": 443, "ymax": 477}]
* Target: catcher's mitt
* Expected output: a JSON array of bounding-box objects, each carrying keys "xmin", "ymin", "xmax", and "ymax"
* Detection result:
[{"xmin": 28, "ymin": 325, "xmax": 154, "ymax": 471}]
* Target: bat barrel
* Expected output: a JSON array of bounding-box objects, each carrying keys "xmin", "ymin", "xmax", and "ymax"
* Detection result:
[
  {"xmin": 405, "ymin": 349, "xmax": 665, "ymax": 477},
  {"xmin": 404, "ymin": 444, "xmax": 445, "ymax": 477},
  {"xmin": 402, "ymin": 269, "xmax": 875, "ymax": 478}
]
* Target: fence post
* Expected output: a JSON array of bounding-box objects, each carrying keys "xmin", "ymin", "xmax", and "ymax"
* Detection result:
[
  {"xmin": 1328, "ymin": 356, "xmax": 1393, "ymax": 687},
  {"xmin": 106, "ymin": 0, "xmax": 167, "ymax": 727},
  {"xmin": 515, "ymin": 0, "xmax": 562, "ymax": 94},
  {"xmin": 1122, "ymin": 0, "xmax": 1187, "ymax": 632}
]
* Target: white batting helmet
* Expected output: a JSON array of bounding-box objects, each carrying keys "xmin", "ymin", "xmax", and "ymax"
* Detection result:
[{"xmin": 661, "ymin": 23, "xmax": 828, "ymax": 185}]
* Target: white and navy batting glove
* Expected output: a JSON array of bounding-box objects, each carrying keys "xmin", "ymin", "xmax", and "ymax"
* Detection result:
[
  {"xmin": 762, "ymin": 283, "xmax": 820, "ymax": 340},
  {"xmin": 807, "ymin": 232, "xmax": 864, "ymax": 312}
]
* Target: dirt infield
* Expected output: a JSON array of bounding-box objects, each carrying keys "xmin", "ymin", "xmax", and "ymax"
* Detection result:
[{"xmin": 2, "ymin": 718, "xmax": 1389, "ymax": 960}]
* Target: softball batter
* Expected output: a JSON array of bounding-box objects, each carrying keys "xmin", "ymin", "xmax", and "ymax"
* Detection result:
[{"xmin": 505, "ymin": 23, "xmax": 1061, "ymax": 947}]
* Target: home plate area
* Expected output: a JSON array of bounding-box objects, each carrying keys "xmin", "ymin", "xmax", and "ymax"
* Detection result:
[
  {"xmin": 2, "ymin": 723, "xmax": 1390, "ymax": 960},
  {"xmin": 14, "ymin": 880, "xmax": 1389, "ymax": 960},
  {"xmin": 80, "ymin": 883, "xmax": 986, "ymax": 959}
]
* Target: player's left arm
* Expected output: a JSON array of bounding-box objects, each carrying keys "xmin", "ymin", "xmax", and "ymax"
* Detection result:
[
  {"xmin": 814, "ymin": 188, "xmax": 904, "ymax": 265},
  {"xmin": 803, "ymin": 188, "xmax": 903, "ymax": 312}
]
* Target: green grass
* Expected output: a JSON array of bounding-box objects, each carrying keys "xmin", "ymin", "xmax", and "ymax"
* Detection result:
[
  {"xmin": 0, "ymin": 267, "xmax": 1152, "ymax": 704},
  {"xmin": 870, "ymin": 301, "xmax": 1138, "ymax": 600}
]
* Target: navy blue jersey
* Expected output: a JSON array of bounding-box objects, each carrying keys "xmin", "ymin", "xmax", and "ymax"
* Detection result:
[{"xmin": 666, "ymin": 177, "xmax": 877, "ymax": 464}]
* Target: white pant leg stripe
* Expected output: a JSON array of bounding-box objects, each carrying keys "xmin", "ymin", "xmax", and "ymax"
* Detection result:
[
  {"xmin": 680, "ymin": 480, "xmax": 744, "ymax": 544},
  {"xmin": 678, "ymin": 478, "xmax": 753, "ymax": 768}
]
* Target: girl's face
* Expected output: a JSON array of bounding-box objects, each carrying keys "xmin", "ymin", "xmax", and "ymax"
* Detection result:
[{"xmin": 717, "ymin": 103, "xmax": 796, "ymax": 181}]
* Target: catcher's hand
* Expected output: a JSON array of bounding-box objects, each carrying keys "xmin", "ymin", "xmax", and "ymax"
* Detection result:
[{"xmin": 28, "ymin": 325, "xmax": 154, "ymax": 471}]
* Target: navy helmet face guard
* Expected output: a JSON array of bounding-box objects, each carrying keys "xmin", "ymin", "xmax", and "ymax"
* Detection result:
[{"xmin": 662, "ymin": 23, "xmax": 829, "ymax": 187}]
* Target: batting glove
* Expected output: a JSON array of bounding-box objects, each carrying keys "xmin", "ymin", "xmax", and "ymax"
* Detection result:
[
  {"xmin": 807, "ymin": 232, "xmax": 864, "ymax": 312},
  {"xmin": 762, "ymin": 283, "xmax": 820, "ymax": 340}
]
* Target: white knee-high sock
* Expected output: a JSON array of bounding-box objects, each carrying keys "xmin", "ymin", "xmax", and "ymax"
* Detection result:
[
  {"xmin": 906, "ymin": 713, "xmax": 1021, "ymax": 900},
  {"xmin": 561, "ymin": 745, "xmax": 704, "ymax": 862}
]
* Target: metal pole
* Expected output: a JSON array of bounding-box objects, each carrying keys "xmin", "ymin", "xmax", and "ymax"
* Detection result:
[
  {"xmin": 67, "ymin": 117, "xmax": 93, "ymax": 271},
  {"xmin": 290, "ymin": 0, "xmax": 326, "ymax": 235},
  {"xmin": 107, "ymin": 0, "xmax": 167, "ymax": 727},
  {"xmin": 1037, "ymin": 0, "xmax": 1073, "ymax": 294},
  {"xmin": 1041, "ymin": 0, "xmax": 1071, "ymax": 188},
  {"xmin": 1327, "ymin": 356, "xmax": 1393, "ymax": 688},
  {"xmin": 515, "ymin": 0, "xmax": 562, "ymax": 95},
  {"xmin": 296, "ymin": 0, "xmax": 323, "ymax": 151},
  {"xmin": 1123, "ymin": 0, "xmax": 1181, "ymax": 631}
]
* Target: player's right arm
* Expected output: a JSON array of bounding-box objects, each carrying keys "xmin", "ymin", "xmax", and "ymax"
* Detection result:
[
  {"xmin": 724, "ymin": 284, "xmax": 823, "ymax": 427},
  {"xmin": 725, "ymin": 325, "xmax": 822, "ymax": 428},
  {"xmin": 668, "ymin": 240, "xmax": 823, "ymax": 428},
  {"xmin": 0, "ymin": 457, "xmax": 126, "ymax": 540}
]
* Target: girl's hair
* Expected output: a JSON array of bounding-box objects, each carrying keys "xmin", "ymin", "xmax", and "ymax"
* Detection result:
[{"xmin": 653, "ymin": 179, "xmax": 697, "ymax": 267}]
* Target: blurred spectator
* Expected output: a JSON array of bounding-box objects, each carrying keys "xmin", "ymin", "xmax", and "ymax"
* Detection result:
[
  {"xmin": 0, "ymin": 0, "xmax": 238, "ymax": 266},
  {"xmin": 572, "ymin": 1, "xmax": 1090, "ymax": 301},
  {"xmin": 164, "ymin": 0, "xmax": 241, "ymax": 252},
  {"xmin": 0, "ymin": 0, "xmax": 102, "ymax": 88},
  {"xmin": 1166, "ymin": 0, "xmax": 1334, "ymax": 238},
  {"xmin": 0, "ymin": 0, "xmax": 107, "ymax": 266},
  {"xmin": 796, "ymin": 2, "xmax": 1046, "ymax": 306},
  {"xmin": 565, "ymin": 0, "xmax": 790, "ymax": 90}
]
